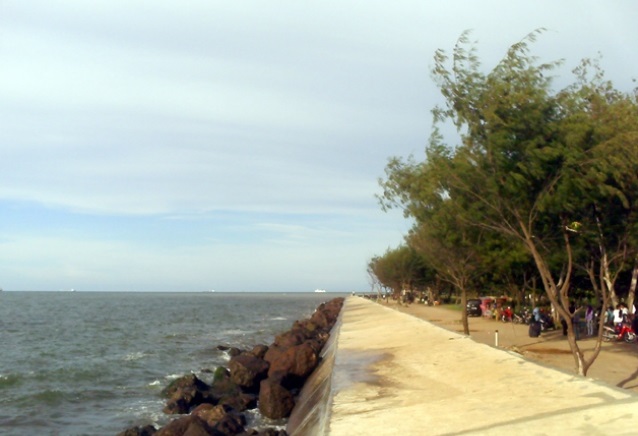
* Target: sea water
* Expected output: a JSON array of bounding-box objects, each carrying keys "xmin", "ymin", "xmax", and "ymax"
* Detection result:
[{"xmin": 0, "ymin": 291, "xmax": 345, "ymax": 436}]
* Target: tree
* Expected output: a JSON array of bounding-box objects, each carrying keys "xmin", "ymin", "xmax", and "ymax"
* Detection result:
[
  {"xmin": 367, "ymin": 245, "xmax": 434, "ymax": 301},
  {"xmin": 379, "ymin": 30, "xmax": 638, "ymax": 376}
]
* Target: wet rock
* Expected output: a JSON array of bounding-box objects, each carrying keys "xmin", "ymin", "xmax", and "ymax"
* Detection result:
[
  {"xmin": 162, "ymin": 375, "xmax": 212, "ymax": 415},
  {"xmin": 155, "ymin": 414, "xmax": 213, "ymax": 436},
  {"xmin": 208, "ymin": 368, "xmax": 242, "ymax": 403},
  {"xmin": 229, "ymin": 353, "xmax": 269, "ymax": 390},
  {"xmin": 272, "ymin": 330, "xmax": 307, "ymax": 348},
  {"xmin": 238, "ymin": 430, "xmax": 288, "ymax": 436},
  {"xmin": 258, "ymin": 377, "xmax": 295, "ymax": 419},
  {"xmin": 217, "ymin": 391, "xmax": 257, "ymax": 412},
  {"xmin": 192, "ymin": 403, "xmax": 246, "ymax": 434},
  {"xmin": 216, "ymin": 345, "xmax": 243, "ymax": 358},
  {"xmin": 212, "ymin": 412, "xmax": 246, "ymax": 435},
  {"xmin": 117, "ymin": 425, "xmax": 157, "ymax": 436},
  {"xmin": 264, "ymin": 341, "xmax": 318, "ymax": 386},
  {"xmin": 134, "ymin": 298, "xmax": 344, "ymax": 434},
  {"xmin": 249, "ymin": 344, "xmax": 269, "ymax": 359}
]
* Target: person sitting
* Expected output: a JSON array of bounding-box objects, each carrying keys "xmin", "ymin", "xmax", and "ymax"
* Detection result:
[
  {"xmin": 503, "ymin": 306, "xmax": 513, "ymax": 322},
  {"xmin": 613, "ymin": 304, "xmax": 624, "ymax": 327}
]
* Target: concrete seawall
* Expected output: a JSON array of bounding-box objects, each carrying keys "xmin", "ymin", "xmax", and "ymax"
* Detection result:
[{"xmin": 292, "ymin": 296, "xmax": 638, "ymax": 435}]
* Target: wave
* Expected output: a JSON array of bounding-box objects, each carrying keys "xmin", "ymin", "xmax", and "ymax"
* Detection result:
[
  {"xmin": 123, "ymin": 351, "xmax": 148, "ymax": 362},
  {"xmin": 0, "ymin": 373, "xmax": 23, "ymax": 389}
]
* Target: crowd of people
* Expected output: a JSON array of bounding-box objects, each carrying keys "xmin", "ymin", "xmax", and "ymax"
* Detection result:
[{"xmin": 487, "ymin": 299, "xmax": 638, "ymax": 340}]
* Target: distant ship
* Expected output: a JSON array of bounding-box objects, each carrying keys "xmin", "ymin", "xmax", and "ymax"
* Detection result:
[{"xmin": 314, "ymin": 289, "xmax": 326, "ymax": 293}]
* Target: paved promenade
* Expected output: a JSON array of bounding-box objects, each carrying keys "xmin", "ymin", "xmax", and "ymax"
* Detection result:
[{"xmin": 326, "ymin": 296, "xmax": 638, "ymax": 435}]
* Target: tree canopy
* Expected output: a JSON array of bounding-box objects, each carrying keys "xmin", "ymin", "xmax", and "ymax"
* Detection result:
[{"xmin": 373, "ymin": 30, "xmax": 638, "ymax": 376}]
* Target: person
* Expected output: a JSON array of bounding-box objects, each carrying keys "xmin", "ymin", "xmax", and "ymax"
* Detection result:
[
  {"xmin": 606, "ymin": 306, "xmax": 614, "ymax": 326},
  {"xmin": 533, "ymin": 307, "xmax": 541, "ymax": 322},
  {"xmin": 613, "ymin": 304, "xmax": 624, "ymax": 327},
  {"xmin": 573, "ymin": 305, "xmax": 581, "ymax": 340},
  {"xmin": 503, "ymin": 306, "xmax": 513, "ymax": 322},
  {"xmin": 529, "ymin": 307, "xmax": 542, "ymax": 338},
  {"xmin": 585, "ymin": 305, "xmax": 594, "ymax": 336}
]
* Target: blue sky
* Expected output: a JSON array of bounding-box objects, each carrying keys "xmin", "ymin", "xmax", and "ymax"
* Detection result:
[{"xmin": 1, "ymin": 1, "xmax": 636, "ymax": 292}]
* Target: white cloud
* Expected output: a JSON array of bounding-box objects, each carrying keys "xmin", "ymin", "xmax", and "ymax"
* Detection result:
[{"xmin": 0, "ymin": 1, "xmax": 636, "ymax": 291}]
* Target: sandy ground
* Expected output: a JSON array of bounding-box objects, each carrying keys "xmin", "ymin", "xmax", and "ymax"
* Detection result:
[{"xmin": 386, "ymin": 300, "xmax": 638, "ymax": 393}]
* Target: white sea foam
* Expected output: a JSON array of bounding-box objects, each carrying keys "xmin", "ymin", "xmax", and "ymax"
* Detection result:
[
  {"xmin": 165, "ymin": 373, "xmax": 184, "ymax": 380},
  {"xmin": 123, "ymin": 351, "xmax": 146, "ymax": 361},
  {"xmin": 220, "ymin": 329, "xmax": 250, "ymax": 336}
]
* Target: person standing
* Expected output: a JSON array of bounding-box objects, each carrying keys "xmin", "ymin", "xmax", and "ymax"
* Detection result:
[{"xmin": 585, "ymin": 305, "xmax": 594, "ymax": 336}]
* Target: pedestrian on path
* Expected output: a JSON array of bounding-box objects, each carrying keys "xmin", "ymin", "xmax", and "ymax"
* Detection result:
[{"xmin": 586, "ymin": 305, "xmax": 594, "ymax": 336}]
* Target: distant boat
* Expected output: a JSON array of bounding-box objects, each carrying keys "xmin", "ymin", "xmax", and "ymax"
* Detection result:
[
  {"xmin": 209, "ymin": 289, "xmax": 216, "ymax": 293},
  {"xmin": 314, "ymin": 289, "xmax": 326, "ymax": 293}
]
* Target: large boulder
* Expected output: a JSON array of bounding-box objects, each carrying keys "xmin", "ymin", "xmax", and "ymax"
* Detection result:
[
  {"xmin": 117, "ymin": 425, "xmax": 157, "ymax": 436},
  {"xmin": 155, "ymin": 415, "xmax": 213, "ymax": 436},
  {"xmin": 264, "ymin": 341, "xmax": 319, "ymax": 383},
  {"xmin": 258, "ymin": 377, "xmax": 295, "ymax": 419},
  {"xmin": 228, "ymin": 353, "xmax": 269, "ymax": 390},
  {"xmin": 249, "ymin": 344, "xmax": 269, "ymax": 359},
  {"xmin": 162, "ymin": 375, "xmax": 212, "ymax": 415},
  {"xmin": 191, "ymin": 403, "xmax": 246, "ymax": 435},
  {"xmin": 217, "ymin": 392, "xmax": 257, "ymax": 412},
  {"xmin": 216, "ymin": 345, "xmax": 243, "ymax": 358},
  {"xmin": 208, "ymin": 368, "xmax": 243, "ymax": 403},
  {"xmin": 272, "ymin": 330, "xmax": 307, "ymax": 348}
]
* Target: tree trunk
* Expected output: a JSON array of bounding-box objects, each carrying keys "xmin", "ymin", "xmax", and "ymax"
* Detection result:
[
  {"xmin": 460, "ymin": 284, "xmax": 469, "ymax": 335},
  {"xmin": 519, "ymin": 218, "xmax": 594, "ymax": 376}
]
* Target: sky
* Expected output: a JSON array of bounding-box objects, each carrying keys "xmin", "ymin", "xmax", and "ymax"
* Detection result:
[{"xmin": 1, "ymin": 1, "xmax": 636, "ymax": 292}]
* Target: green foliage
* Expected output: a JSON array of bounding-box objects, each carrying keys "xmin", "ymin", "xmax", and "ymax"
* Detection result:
[
  {"xmin": 377, "ymin": 29, "xmax": 638, "ymax": 306},
  {"xmin": 368, "ymin": 245, "xmax": 435, "ymax": 294}
]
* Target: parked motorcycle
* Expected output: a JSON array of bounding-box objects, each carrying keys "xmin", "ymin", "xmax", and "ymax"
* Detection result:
[{"xmin": 603, "ymin": 323, "xmax": 637, "ymax": 343}]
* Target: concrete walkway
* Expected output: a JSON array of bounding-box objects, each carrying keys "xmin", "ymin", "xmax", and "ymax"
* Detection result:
[{"xmin": 326, "ymin": 297, "xmax": 638, "ymax": 435}]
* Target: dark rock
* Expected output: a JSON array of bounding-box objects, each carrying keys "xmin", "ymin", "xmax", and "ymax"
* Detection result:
[
  {"xmin": 162, "ymin": 375, "xmax": 209, "ymax": 399},
  {"xmin": 263, "ymin": 346, "xmax": 284, "ymax": 374},
  {"xmin": 155, "ymin": 415, "xmax": 213, "ymax": 436},
  {"xmin": 212, "ymin": 413, "xmax": 246, "ymax": 436},
  {"xmin": 212, "ymin": 366, "xmax": 230, "ymax": 382},
  {"xmin": 272, "ymin": 330, "xmax": 307, "ymax": 348},
  {"xmin": 258, "ymin": 377, "xmax": 295, "ymax": 419},
  {"xmin": 208, "ymin": 370, "xmax": 242, "ymax": 404},
  {"xmin": 215, "ymin": 345, "xmax": 243, "ymax": 357},
  {"xmin": 250, "ymin": 344, "xmax": 269, "ymax": 359},
  {"xmin": 238, "ymin": 429, "xmax": 287, "ymax": 436},
  {"xmin": 264, "ymin": 341, "xmax": 318, "ymax": 383},
  {"xmin": 218, "ymin": 392, "xmax": 257, "ymax": 412},
  {"xmin": 162, "ymin": 375, "xmax": 212, "ymax": 415},
  {"xmin": 116, "ymin": 298, "xmax": 345, "ymax": 436},
  {"xmin": 228, "ymin": 347, "xmax": 242, "ymax": 358},
  {"xmin": 191, "ymin": 403, "xmax": 246, "ymax": 434},
  {"xmin": 117, "ymin": 425, "xmax": 157, "ymax": 436},
  {"xmin": 229, "ymin": 353, "xmax": 269, "ymax": 390}
]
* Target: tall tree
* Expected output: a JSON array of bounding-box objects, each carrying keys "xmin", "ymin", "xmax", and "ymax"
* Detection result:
[{"xmin": 379, "ymin": 30, "xmax": 638, "ymax": 376}]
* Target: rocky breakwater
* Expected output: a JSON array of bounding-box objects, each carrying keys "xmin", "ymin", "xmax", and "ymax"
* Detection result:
[{"xmin": 118, "ymin": 297, "xmax": 344, "ymax": 436}]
